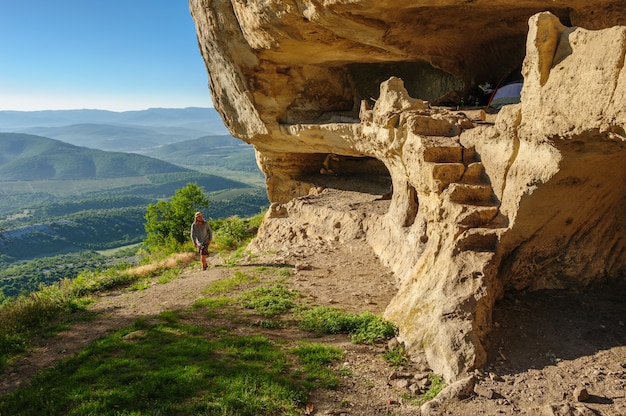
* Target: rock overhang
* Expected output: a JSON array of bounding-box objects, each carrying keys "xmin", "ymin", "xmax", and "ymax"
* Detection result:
[
  {"xmin": 192, "ymin": 0, "xmax": 626, "ymax": 137},
  {"xmin": 190, "ymin": 0, "xmax": 626, "ymax": 381}
]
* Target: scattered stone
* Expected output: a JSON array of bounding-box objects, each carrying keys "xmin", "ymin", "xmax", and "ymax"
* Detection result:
[
  {"xmin": 573, "ymin": 387, "xmax": 589, "ymax": 402},
  {"xmin": 489, "ymin": 372, "xmax": 504, "ymax": 382},
  {"xmin": 416, "ymin": 377, "xmax": 431, "ymax": 389},
  {"xmin": 542, "ymin": 402, "xmax": 595, "ymax": 416},
  {"xmin": 387, "ymin": 369, "xmax": 399, "ymax": 381},
  {"xmin": 414, "ymin": 372, "xmax": 429, "ymax": 381},
  {"xmin": 294, "ymin": 262, "xmax": 313, "ymax": 271},
  {"xmin": 474, "ymin": 383, "xmax": 496, "ymax": 399},
  {"xmin": 408, "ymin": 383, "xmax": 421, "ymax": 394},
  {"xmin": 395, "ymin": 378, "xmax": 409, "ymax": 389},
  {"xmin": 387, "ymin": 337, "xmax": 400, "ymax": 351},
  {"xmin": 421, "ymin": 373, "xmax": 476, "ymax": 416}
]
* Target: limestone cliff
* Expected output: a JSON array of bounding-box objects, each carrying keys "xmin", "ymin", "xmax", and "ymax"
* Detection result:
[{"xmin": 189, "ymin": 1, "xmax": 626, "ymax": 381}]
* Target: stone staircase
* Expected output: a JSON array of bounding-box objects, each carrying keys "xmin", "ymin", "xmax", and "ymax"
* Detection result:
[{"xmin": 424, "ymin": 141, "xmax": 507, "ymax": 253}]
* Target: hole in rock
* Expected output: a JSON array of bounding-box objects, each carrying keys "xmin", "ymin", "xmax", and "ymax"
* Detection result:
[
  {"xmin": 297, "ymin": 153, "xmax": 393, "ymax": 215},
  {"xmin": 346, "ymin": 61, "xmax": 464, "ymax": 107}
]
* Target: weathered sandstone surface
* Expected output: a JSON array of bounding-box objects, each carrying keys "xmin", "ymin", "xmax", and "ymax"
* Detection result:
[{"xmin": 189, "ymin": 1, "xmax": 626, "ymax": 381}]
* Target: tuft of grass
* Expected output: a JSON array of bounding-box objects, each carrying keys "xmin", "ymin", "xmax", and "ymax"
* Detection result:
[
  {"xmin": 193, "ymin": 296, "xmax": 233, "ymax": 310},
  {"xmin": 291, "ymin": 342, "xmax": 344, "ymax": 389},
  {"xmin": 253, "ymin": 319, "xmax": 285, "ymax": 329},
  {"xmin": 383, "ymin": 345, "xmax": 409, "ymax": 367},
  {"xmin": 297, "ymin": 306, "xmax": 397, "ymax": 344},
  {"xmin": 239, "ymin": 284, "xmax": 298, "ymax": 317},
  {"xmin": 419, "ymin": 374, "xmax": 446, "ymax": 404},
  {"xmin": 157, "ymin": 267, "xmax": 180, "ymax": 284},
  {"xmin": 128, "ymin": 279, "xmax": 152, "ymax": 291},
  {"xmin": 277, "ymin": 267, "xmax": 293, "ymax": 277},
  {"xmin": 203, "ymin": 271, "xmax": 258, "ymax": 295}
]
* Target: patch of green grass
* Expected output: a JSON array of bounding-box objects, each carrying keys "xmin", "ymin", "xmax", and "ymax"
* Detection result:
[
  {"xmin": 203, "ymin": 271, "xmax": 258, "ymax": 295},
  {"xmin": 157, "ymin": 267, "xmax": 179, "ymax": 284},
  {"xmin": 253, "ymin": 319, "xmax": 285, "ymax": 329},
  {"xmin": 421, "ymin": 374, "xmax": 446, "ymax": 402},
  {"xmin": 240, "ymin": 284, "xmax": 298, "ymax": 317},
  {"xmin": 157, "ymin": 310, "xmax": 183, "ymax": 324},
  {"xmin": 383, "ymin": 345, "xmax": 409, "ymax": 367},
  {"xmin": 252, "ymin": 265, "xmax": 292, "ymax": 278},
  {"xmin": 291, "ymin": 342, "xmax": 344, "ymax": 389},
  {"xmin": 0, "ymin": 321, "xmax": 311, "ymax": 416},
  {"xmin": 128, "ymin": 279, "xmax": 152, "ymax": 291},
  {"xmin": 212, "ymin": 216, "xmax": 255, "ymax": 252},
  {"xmin": 193, "ymin": 296, "xmax": 233, "ymax": 309},
  {"xmin": 297, "ymin": 306, "xmax": 397, "ymax": 344},
  {"xmin": 276, "ymin": 267, "xmax": 293, "ymax": 277}
]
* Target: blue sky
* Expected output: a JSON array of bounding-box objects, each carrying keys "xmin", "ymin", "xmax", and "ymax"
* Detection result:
[{"xmin": 0, "ymin": 1, "xmax": 213, "ymax": 111}]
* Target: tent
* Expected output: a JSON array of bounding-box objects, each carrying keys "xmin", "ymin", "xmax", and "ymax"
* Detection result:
[{"xmin": 488, "ymin": 81, "xmax": 523, "ymax": 109}]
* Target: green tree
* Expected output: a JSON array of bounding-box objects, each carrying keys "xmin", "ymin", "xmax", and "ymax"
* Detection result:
[{"xmin": 144, "ymin": 183, "xmax": 210, "ymax": 247}]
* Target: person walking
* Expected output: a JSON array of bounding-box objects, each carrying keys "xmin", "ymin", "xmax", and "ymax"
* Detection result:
[{"xmin": 190, "ymin": 211, "xmax": 212, "ymax": 270}]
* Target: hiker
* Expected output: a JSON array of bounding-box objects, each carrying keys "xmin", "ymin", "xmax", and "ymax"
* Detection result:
[{"xmin": 190, "ymin": 211, "xmax": 212, "ymax": 270}]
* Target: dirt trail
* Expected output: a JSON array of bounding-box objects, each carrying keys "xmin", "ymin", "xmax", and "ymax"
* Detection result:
[{"xmin": 1, "ymin": 239, "xmax": 625, "ymax": 415}]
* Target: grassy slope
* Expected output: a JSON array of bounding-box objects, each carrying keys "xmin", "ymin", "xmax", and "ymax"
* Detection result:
[
  {"xmin": 145, "ymin": 135, "xmax": 260, "ymax": 172},
  {"xmin": 0, "ymin": 245, "xmax": 414, "ymax": 415},
  {"xmin": 0, "ymin": 133, "xmax": 192, "ymax": 181},
  {"xmin": 144, "ymin": 135, "xmax": 266, "ymax": 187}
]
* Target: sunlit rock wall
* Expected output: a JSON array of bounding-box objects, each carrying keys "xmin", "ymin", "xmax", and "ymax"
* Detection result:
[{"xmin": 190, "ymin": 1, "xmax": 626, "ymax": 381}]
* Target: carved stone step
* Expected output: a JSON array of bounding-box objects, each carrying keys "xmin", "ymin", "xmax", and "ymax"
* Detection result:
[
  {"xmin": 455, "ymin": 228, "xmax": 501, "ymax": 252},
  {"xmin": 432, "ymin": 163, "xmax": 465, "ymax": 193},
  {"xmin": 461, "ymin": 162, "xmax": 487, "ymax": 184},
  {"xmin": 462, "ymin": 146, "xmax": 478, "ymax": 164},
  {"xmin": 458, "ymin": 205, "xmax": 499, "ymax": 228},
  {"xmin": 423, "ymin": 145, "xmax": 463, "ymax": 163},
  {"xmin": 447, "ymin": 183, "xmax": 495, "ymax": 205}
]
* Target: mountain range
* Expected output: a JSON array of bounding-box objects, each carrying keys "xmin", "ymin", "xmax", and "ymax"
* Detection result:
[
  {"xmin": 0, "ymin": 107, "xmax": 228, "ymax": 131},
  {"xmin": 0, "ymin": 107, "xmax": 231, "ymax": 153},
  {"xmin": 0, "ymin": 132, "xmax": 191, "ymax": 181}
]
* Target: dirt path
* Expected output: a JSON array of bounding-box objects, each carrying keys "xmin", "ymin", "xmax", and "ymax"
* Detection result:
[{"xmin": 1, "ymin": 239, "xmax": 625, "ymax": 415}]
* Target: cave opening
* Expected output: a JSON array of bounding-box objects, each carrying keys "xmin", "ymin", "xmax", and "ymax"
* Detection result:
[
  {"xmin": 346, "ymin": 61, "xmax": 464, "ymax": 108},
  {"xmin": 297, "ymin": 153, "xmax": 392, "ymax": 200}
]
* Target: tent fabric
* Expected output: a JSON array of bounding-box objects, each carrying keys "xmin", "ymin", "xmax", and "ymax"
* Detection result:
[{"xmin": 489, "ymin": 82, "xmax": 523, "ymax": 109}]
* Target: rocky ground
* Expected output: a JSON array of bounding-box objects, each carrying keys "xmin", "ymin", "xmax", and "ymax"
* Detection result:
[{"xmin": 1, "ymin": 236, "xmax": 625, "ymax": 415}]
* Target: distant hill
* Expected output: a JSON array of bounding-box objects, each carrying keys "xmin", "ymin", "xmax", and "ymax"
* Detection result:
[
  {"xmin": 0, "ymin": 107, "xmax": 231, "ymax": 153},
  {"xmin": 0, "ymin": 107, "xmax": 228, "ymax": 132},
  {"xmin": 0, "ymin": 133, "xmax": 191, "ymax": 181},
  {"xmin": 21, "ymin": 123, "xmax": 208, "ymax": 152},
  {"xmin": 145, "ymin": 135, "xmax": 259, "ymax": 172}
]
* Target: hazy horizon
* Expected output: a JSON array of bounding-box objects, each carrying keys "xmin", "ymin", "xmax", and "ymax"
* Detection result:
[
  {"xmin": 0, "ymin": 1, "xmax": 213, "ymax": 112},
  {"xmin": 0, "ymin": 106, "xmax": 214, "ymax": 113}
]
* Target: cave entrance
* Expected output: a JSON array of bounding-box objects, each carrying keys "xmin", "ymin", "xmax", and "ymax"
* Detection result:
[
  {"xmin": 346, "ymin": 61, "xmax": 464, "ymax": 107},
  {"xmin": 296, "ymin": 153, "xmax": 393, "ymax": 214}
]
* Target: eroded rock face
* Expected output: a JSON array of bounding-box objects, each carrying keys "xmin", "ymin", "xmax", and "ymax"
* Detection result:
[{"xmin": 189, "ymin": 1, "xmax": 626, "ymax": 381}]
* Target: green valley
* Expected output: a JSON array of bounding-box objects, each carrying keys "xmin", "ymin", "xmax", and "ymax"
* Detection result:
[{"xmin": 0, "ymin": 111, "xmax": 268, "ymax": 297}]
